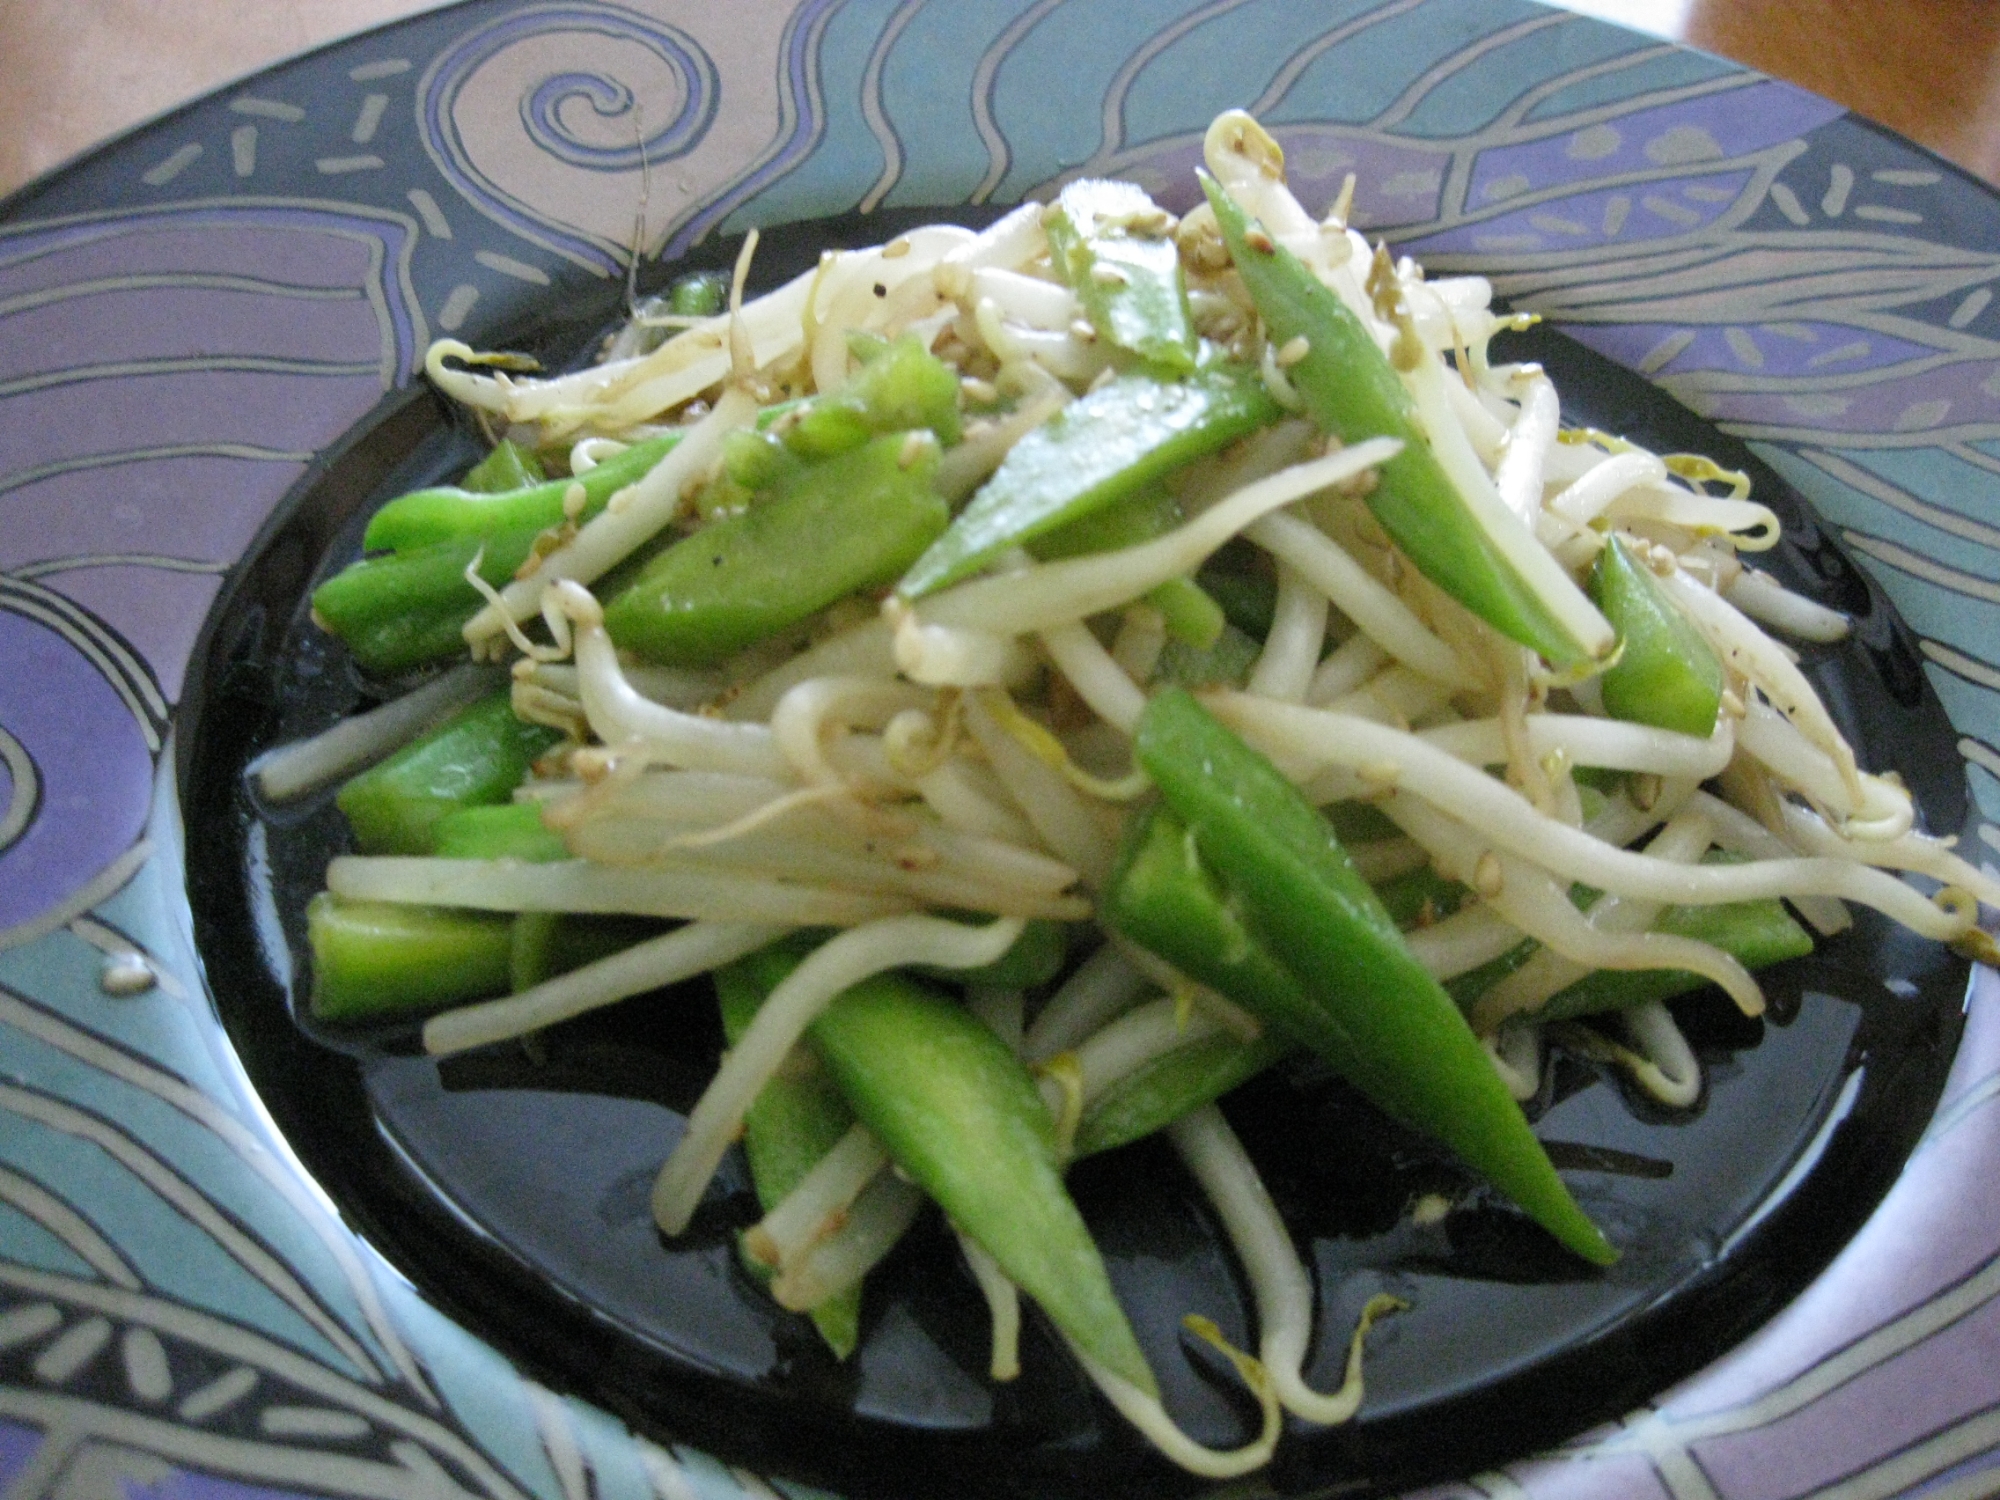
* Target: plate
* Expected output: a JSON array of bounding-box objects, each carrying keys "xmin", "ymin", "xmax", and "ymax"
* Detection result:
[{"xmin": 4, "ymin": 4, "xmax": 2000, "ymax": 1499}]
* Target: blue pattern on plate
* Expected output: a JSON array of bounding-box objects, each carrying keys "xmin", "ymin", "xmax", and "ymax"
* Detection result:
[{"xmin": 3, "ymin": 4, "xmax": 1999, "ymax": 1498}]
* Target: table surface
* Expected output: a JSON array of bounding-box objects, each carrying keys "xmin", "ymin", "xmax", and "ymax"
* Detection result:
[{"xmin": 1, "ymin": 0, "xmax": 1996, "ymax": 204}]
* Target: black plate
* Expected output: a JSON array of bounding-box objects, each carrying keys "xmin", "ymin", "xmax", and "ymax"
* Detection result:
[{"xmin": 176, "ymin": 211, "xmax": 1970, "ymax": 1500}]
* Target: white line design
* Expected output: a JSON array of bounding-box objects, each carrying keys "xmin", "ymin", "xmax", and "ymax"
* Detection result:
[
  {"xmin": 1084, "ymin": 0, "xmax": 1263, "ymax": 170},
  {"xmin": 473, "ymin": 250, "xmax": 550, "ymax": 285},
  {"xmin": 1843, "ymin": 529, "xmax": 2000, "ymax": 604},
  {"xmin": 0, "ymin": 725, "xmax": 36, "ymax": 856},
  {"xmin": 437, "ymin": 284, "xmax": 479, "ymax": 332},
  {"xmin": 856, "ymin": 0, "xmax": 929, "ymax": 214},
  {"xmin": 0, "ymin": 1082, "xmax": 384, "ymax": 1380},
  {"xmin": 0, "ymin": 844, "xmax": 150, "ymax": 956},
  {"xmin": 142, "ymin": 146, "xmax": 203, "ymax": 187},
  {"xmin": 968, "ymin": 0, "xmax": 1067, "ymax": 203},
  {"xmin": 0, "ymin": 987, "xmax": 436, "ymax": 1403},
  {"xmin": 0, "ymin": 1265, "xmax": 527, "ymax": 1500},
  {"xmin": 0, "ymin": 356, "xmax": 382, "ymax": 401},
  {"xmin": 0, "ymin": 576, "xmax": 167, "ymax": 751},
  {"xmin": 0, "ymin": 1166, "xmax": 141, "ymax": 1289},
  {"xmin": 352, "ymin": 95, "xmax": 390, "ymax": 146},
  {"xmin": 406, "ymin": 190, "xmax": 453, "ymax": 239},
  {"xmin": 1801, "ymin": 449, "xmax": 2000, "ymax": 551},
  {"xmin": 230, "ymin": 98, "xmax": 305, "ymax": 123}
]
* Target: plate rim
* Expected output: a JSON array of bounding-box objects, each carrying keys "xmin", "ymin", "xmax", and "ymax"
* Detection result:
[{"xmin": 4, "ymin": 4, "xmax": 2000, "ymax": 1500}]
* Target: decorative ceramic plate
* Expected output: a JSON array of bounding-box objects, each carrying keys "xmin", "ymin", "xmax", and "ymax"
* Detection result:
[{"xmin": 4, "ymin": 3, "xmax": 2000, "ymax": 1499}]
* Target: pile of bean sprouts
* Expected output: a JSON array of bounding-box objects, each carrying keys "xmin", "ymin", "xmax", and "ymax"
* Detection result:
[{"xmin": 263, "ymin": 112, "xmax": 2000, "ymax": 1477}]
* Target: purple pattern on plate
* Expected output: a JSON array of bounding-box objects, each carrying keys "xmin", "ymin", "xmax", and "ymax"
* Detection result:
[
  {"xmin": 1111, "ymin": 129, "xmax": 1454, "ymax": 230},
  {"xmin": 1465, "ymin": 81, "xmax": 1842, "ymax": 212},
  {"xmin": 0, "ymin": 286, "xmax": 388, "ymax": 387},
  {"xmin": 0, "ymin": 222, "xmax": 384, "ymax": 299},
  {"xmin": 0, "ymin": 610, "xmax": 153, "ymax": 931},
  {"xmin": 0, "ymin": 201, "xmax": 425, "ymax": 937},
  {"xmin": 0, "ymin": 370, "xmax": 382, "ymax": 481},
  {"xmin": 665, "ymin": 0, "xmax": 844, "ymax": 255},
  {"xmin": 0, "ymin": 455, "xmax": 311, "ymax": 573},
  {"xmin": 1691, "ymin": 1287, "xmax": 2000, "ymax": 1498},
  {"xmin": 1566, "ymin": 321, "xmax": 1936, "ymax": 382},
  {"xmin": 125, "ymin": 1461, "xmax": 336, "ymax": 1500},
  {"xmin": 0, "ymin": 207, "xmax": 423, "ymax": 375},
  {"xmin": 43, "ymin": 568, "xmax": 225, "ymax": 704},
  {"xmin": 1420, "ymin": 169, "xmax": 1756, "ymax": 255},
  {"xmin": 1675, "ymin": 359, "xmax": 2000, "ymax": 438},
  {"xmin": 0, "ymin": 1422, "xmax": 39, "ymax": 1493}
]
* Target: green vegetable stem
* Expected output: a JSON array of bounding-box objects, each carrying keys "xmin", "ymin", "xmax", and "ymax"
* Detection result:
[
  {"xmin": 1072, "ymin": 1015, "xmax": 1289, "ymax": 1163},
  {"xmin": 717, "ymin": 951, "xmax": 866, "ymax": 1359},
  {"xmin": 458, "ymin": 439, "xmax": 545, "ymax": 494},
  {"xmin": 312, "ymin": 793, "xmax": 667, "ymax": 1021},
  {"xmin": 726, "ymin": 942, "xmax": 1158, "ymax": 1395},
  {"xmin": 1201, "ymin": 177, "xmax": 1603, "ymax": 671},
  {"xmin": 897, "ymin": 362, "xmax": 1279, "ymax": 598},
  {"xmin": 334, "ymin": 691, "xmax": 563, "ymax": 855},
  {"xmin": 1113, "ymin": 688, "xmax": 1616, "ymax": 1265},
  {"xmin": 429, "ymin": 801, "xmax": 571, "ymax": 863},
  {"xmin": 814, "ymin": 971, "xmax": 1158, "ymax": 1393},
  {"xmin": 1104, "ymin": 801, "xmax": 1335, "ymax": 1063},
  {"xmin": 1031, "ymin": 486, "xmax": 1227, "ymax": 647},
  {"xmin": 668, "ymin": 270, "xmax": 728, "ymax": 319},
  {"xmin": 1044, "ymin": 178, "xmax": 1198, "ymax": 376},
  {"xmin": 362, "ymin": 433, "xmax": 682, "ymax": 553},
  {"xmin": 603, "ymin": 430, "xmax": 949, "ymax": 666},
  {"xmin": 1589, "ymin": 535, "xmax": 1725, "ymax": 738},
  {"xmin": 306, "ymin": 893, "xmax": 513, "ymax": 1022},
  {"xmin": 1527, "ymin": 895, "xmax": 1812, "ymax": 1025},
  {"xmin": 777, "ymin": 331, "xmax": 963, "ymax": 459},
  {"xmin": 1450, "ymin": 867, "xmax": 1813, "ymax": 1031},
  {"xmin": 313, "ymin": 528, "xmax": 541, "ymax": 676}
]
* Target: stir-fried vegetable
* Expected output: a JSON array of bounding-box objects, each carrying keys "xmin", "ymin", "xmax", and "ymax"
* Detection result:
[
  {"xmin": 1119, "ymin": 689, "xmax": 1613, "ymax": 1264},
  {"xmin": 898, "ymin": 362, "xmax": 1278, "ymax": 597},
  {"xmin": 264, "ymin": 107, "xmax": 2000, "ymax": 1478},
  {"xmin": 602, "ymin": 431, "xmax": 948, "ymax": 665},
  {"xmin": 334, "ymin": 691, "xmax": 561, "ymax": 854},
  {"xmin": 727, "ymin": 940, "xmax": 1156, "ymax": 1393},
  {"xmin": 364, "ymin": 433, "xmax": 680, "ymax": 553},
  {"xmin": 1044, "ymin": 178, "xmax": 1198, "ymax": 375},
  {"xmin": 1590, "ymin": 534, "xmax": 1726, "ymax": 737},
  {"xmin": 717, "ymin": 956, "xmax": 866, "ymax": 1360},
  {"xmin": 1202, "ymin": 174, "xmax": 1610, "ymax": 672}
]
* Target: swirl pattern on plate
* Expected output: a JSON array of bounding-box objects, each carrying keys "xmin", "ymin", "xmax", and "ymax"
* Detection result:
[{"xmin": 0, "ymin": 3, "xmax": 1998, "ymax": 1499}]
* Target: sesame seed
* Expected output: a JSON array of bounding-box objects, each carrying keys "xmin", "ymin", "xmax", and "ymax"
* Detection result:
[
  {"xmin": 1359, "ymin": 758, "xmax": 1401, "ymax": 788},
  {"xmin": 1473, "ymin": 852, "xmax": 1504, "ymax": 898}
]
